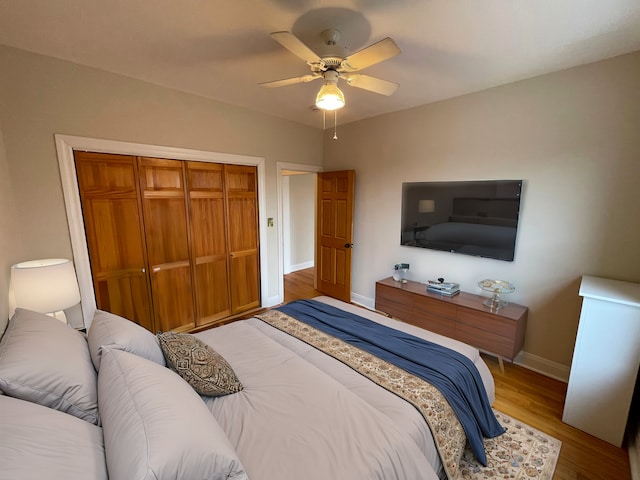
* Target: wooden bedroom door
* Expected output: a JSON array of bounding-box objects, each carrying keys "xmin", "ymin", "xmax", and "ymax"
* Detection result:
[
  {"xmin": 74, "ymin": 151, "xmax": 155, "ymax": 331},
  {"xmin": 316, "ymin": 170, "xmax": 355, "ymax": 303}
]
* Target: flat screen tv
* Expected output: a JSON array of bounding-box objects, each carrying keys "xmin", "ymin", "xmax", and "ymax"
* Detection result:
[{"xmin": 401, "ymin": 179, "xmax": 523, "ymax": 261}]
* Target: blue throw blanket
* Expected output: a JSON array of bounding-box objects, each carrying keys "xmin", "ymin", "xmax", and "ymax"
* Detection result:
[{"xmin": 277, "ymin": 299, "xmax": 504, "ymax": 466}]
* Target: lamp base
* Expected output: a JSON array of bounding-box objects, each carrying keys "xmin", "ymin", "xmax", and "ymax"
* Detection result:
[{"xmin": 48, "ymin": 311, "xmax": 69, "ymax": 324}]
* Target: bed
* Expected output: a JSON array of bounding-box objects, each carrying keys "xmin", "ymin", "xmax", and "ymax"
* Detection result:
[
  {"xmin": 197, "ymin": 296, "xmax": 500, "ymax": 480},
  {"xmin": 0, "ymin": 296, "xmax": 501, "ymax": 480}
]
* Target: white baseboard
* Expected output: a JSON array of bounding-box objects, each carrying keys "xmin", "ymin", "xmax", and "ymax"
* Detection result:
[
  {"xmin": 262, "ymin": 294, "xmax": 281, "ymax": 308},
  {"xmin": 284, "ymin": 261, "xmax": 314, "ymax": 275},
  {"xmin": 513, "ymin": 351, "xmax": 570, "ymax": 383},
  {"xmin": 351, "ymin": 292, "xmax": 375, "ymax": 310}
]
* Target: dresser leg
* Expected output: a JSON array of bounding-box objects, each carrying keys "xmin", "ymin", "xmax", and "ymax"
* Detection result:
[{"xmin": 498, "ymin": 356, "xmax": 505, "ymax": 373}]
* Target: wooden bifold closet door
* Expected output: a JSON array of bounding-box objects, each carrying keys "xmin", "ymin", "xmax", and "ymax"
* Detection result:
[
  {"xmin": 187, "ymin": 161, "xmax": 231, "ymax": 324},
  {"xmin": 225, "ymin": 164, "xmax": 261, "ymax": 314},
  {"xmin": 74, "ymin": 151, "xmax": 260, "ymax": 332},
  {"xmin": 138, "ymin": 157, "xmax": 195, "ymax": 332}
]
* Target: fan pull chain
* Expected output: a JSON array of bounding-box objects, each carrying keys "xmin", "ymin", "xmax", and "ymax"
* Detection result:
[{"xmin": 333, "ymin": 110, "xmax": 338, "ymax": 140}]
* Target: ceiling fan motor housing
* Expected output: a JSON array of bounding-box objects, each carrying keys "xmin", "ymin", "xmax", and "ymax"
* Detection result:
[
  {"xmin": 322, "ymin": 57, "xmax": 343, "ymax": 68},
  {"xmin": 321, "ymin": 28, "xmax": 341, "ymax": 46},
  {"xmin": 323, "ymin": 69, "xmax": 340, "ymax": 84}
]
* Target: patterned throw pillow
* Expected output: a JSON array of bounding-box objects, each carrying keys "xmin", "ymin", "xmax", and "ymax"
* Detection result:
[{"xmin": 157, "ymin": 332, "xmax": 243, "ymax": 397}]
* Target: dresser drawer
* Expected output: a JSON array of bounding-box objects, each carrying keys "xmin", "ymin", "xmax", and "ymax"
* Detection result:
[
  {"xmin": 411, "ymin": 295, "xmax": 456, "ymax": 337},
  {"xmin": 456, "ymin": 323, "xmax": 516, "ymax": 358},
  {"xmin": 456, "ymin": 307, "xmax": 517, "ymax": 338},
  {"xmin": 413, "ymin": 295, "xmax": 457, "ymax": 320},
  {"xmin": 409, "ymin": 310, "xmax": 456, "ymax": 338},
  {"xmin": 375, "ymin": 283, "xmax": 413, "ymax": 321}
]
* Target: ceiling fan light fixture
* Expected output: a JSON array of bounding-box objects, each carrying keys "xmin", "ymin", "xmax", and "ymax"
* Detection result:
[
  {"xmin": 315, "ymin": 70, "xmax": 345, "ymax": 111},
  {"xmin": 316, "ymin": 83, "xmax": 345, "ymax": 110}
]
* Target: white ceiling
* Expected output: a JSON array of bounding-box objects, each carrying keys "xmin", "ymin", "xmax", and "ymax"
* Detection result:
[{"xmin": 1, "ymin": 0, "xmax": 639, "ymax": 128}]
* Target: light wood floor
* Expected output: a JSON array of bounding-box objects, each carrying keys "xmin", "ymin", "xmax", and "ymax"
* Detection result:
[
  {"xmin": 284, "ymin": 267, "xmax": 632, "ymax": 480},
  {"xmin": 284, "ymin": 267, "xmax": 322, "ymax": 303}
]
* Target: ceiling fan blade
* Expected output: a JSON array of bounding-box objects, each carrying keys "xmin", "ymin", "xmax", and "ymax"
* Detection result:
[
  {"xmin": 270, "ymin": 31, "xmax": 322, "ymax": 66},
  {"xmin": 339, "ymin": 37, "xmax": 401, "ymax": 72},
  {"xmin": 342, "ymin": 74, "xmax": 399, "ymax": 96},
  {"xmin": 258, "ymin": 74, "xmax": 320, "ymax": 88}
]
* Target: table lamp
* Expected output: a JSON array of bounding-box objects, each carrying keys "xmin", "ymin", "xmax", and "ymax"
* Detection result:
[{"xmin": 10, "ymin": 258, "xmax": 81, "ymax": 323}]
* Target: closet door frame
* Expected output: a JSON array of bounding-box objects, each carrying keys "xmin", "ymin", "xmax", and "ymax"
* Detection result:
[{"xmin": 55, "ymin": 134, "xmax": 268, "ymax": 329}]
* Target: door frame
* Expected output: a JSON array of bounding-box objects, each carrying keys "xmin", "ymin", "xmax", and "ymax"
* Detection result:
[
  {"xmin": 55, "ymin": 134, "xmax": 267, "ymax": 327},
  {"xmin": 276, "ymin": 162, "xmax": 322, "ymax": 304}
]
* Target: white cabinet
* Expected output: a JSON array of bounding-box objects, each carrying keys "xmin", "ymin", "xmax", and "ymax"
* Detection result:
[{"xmin": 562, "ymin": 276, "xmax": 640, "ymax": 447}]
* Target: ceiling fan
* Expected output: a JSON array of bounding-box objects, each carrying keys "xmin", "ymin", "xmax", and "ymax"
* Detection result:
[{"xmin": 259, "ymin": 29, "xmax": 401, "ymax": 111}]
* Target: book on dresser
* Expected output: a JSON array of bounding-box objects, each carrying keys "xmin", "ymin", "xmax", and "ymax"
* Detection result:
[
  {"xmin": 426, "ymin": 286, "xmax": 460, "ymax": 296},
  {"xmin": 426, "ymin": 280, "xmax": 460, "ymax": 296}
]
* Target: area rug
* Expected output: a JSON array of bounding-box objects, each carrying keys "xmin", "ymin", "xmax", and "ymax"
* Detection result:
[{"xmin": 458, "ymin": 410, "xmax": 561, "ymax": 480}]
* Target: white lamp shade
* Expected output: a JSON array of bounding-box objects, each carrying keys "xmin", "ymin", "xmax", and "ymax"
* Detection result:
[{"xmin": 10, "ymin": 258, "xmax": 81, "ymax": 313}]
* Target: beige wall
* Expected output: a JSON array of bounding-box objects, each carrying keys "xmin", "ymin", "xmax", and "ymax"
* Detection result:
[
  {"xmin": 288, "ymin": 173, "xmax": 316, "ymax": 268},
  {"xmin": 0, "ymin": 45, "xmax": 322, "ymax": 326},
  {"xmin": 323, "ymin": 51, "xmax": 640, "ymax": 368},
  {"xmin": 0, "ymin": 119, "xmax": 21, "ymax": 334}
]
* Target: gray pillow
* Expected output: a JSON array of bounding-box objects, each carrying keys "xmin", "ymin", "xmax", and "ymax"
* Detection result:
[
  {"xmin": 98, "ymin": 348, "xmax": 248, "ymax": 480},
  {"xmin": 88, "ymin": 309, "xmax": 165, "ymax": 371},
  {"xmin": 158, "ymin": 332, "xmax": 243, "ymax": 396},
  {"xmin": 0, "ymin": 308, "xmax": 99, "ymax": 424},
  {"xmin": 0, "ymin": 395, "xmax": 107, "ymax": 480}
]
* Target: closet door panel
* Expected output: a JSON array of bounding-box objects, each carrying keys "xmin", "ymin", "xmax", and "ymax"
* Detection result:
[
  {"xmin": 152, "ymin": 264, "xmax": 194, "ymax": 332},
  {"xmin": 95, "ymin": 274, "xmax": 154, "ymax": 331},
  {"xmin": 144, "ymin": 198, "xmax": 190, "ymax": 263},
  {"xmin": 87, "ymin": 197, "xmax": 153, "ymax": 331},
  {"xmin": 74, "ymin": 151, "xmax": 154, "ymax": 331},
  {"xmin": 229, "ymin": 251, "xmax": 260, "ymax": 313},
  {"xmin": 86, "ymin": 198, "xmax": 145, "ymax": 271},
  {"xmin": 194, "ymin": 261, "xmax": 229, "ymax": 324},
  {"xmin": 188, "ymin": 162, "xmax": 231, "ymax": 324},
  {"xmin": 139, "ymin": 158, "xmax": 195, "ymax": 331},
  {"xmin": 228, "ymin": 197, "xmax": 258, "ymax": 250},
  {"xmin": 225, "ymin": 165, "xmax": 260, "ymax": 314}
]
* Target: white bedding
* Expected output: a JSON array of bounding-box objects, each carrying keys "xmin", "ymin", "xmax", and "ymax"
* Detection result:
[{"xmin": 195, "ymin": 296, "xmax": 496, "ymax": 480}]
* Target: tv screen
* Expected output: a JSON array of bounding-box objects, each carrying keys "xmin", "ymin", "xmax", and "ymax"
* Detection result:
[{"xmin": 401, "ymin": 180, "xmax": 523, "ymax": 261}]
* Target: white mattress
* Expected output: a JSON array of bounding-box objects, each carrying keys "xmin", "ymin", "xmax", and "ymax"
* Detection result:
[{"xmin": 196, "ymin": 296, "xmax": 496, "ymax": 480}]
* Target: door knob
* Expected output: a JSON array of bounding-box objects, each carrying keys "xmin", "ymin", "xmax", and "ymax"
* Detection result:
[{"xmin": 344, "ymin": 243, "xmax": 353, "ymax": 248}]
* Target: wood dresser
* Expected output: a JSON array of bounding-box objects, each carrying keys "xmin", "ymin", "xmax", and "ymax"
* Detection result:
[{"xmin": 375, "ymin": 277, "xmax": 528, "ymax": 371}]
